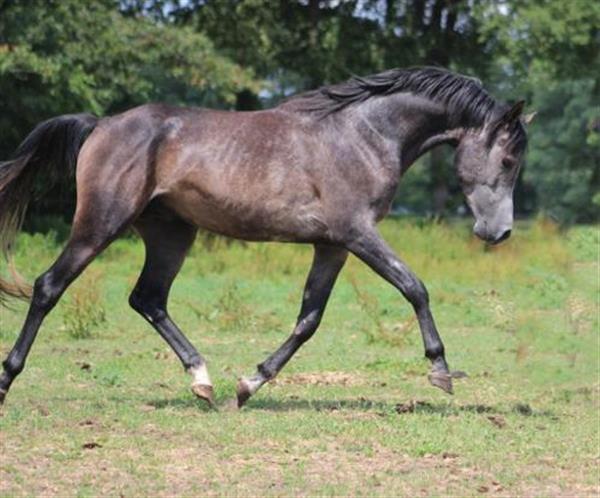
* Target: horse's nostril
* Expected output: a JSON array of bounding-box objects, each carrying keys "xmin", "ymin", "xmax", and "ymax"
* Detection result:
[{"xmin": 496, "ymin": 229, "xmax": 511, "ymax": 244}]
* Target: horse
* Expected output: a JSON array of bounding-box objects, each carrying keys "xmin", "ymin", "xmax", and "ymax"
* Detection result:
[{"xmin": 0, "ymin": 67, "xmax": 531, "ymax": 409}]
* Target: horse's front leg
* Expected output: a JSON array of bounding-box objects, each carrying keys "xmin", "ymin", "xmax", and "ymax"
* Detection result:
[{"xmin": 347, "ymin": 228, "xmax": 459, "ymax": 393}]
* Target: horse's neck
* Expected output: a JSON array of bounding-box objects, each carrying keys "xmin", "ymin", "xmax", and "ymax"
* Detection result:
[{"xmin": 351, "ymin": 94, "xmax": 464, "ymax": 172}]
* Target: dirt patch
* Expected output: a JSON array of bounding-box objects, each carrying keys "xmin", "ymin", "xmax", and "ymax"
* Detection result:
[
  {"xmin": 155, "ymin": 440, "xmax": 508, "ymax": 497},
  {"xmin": 0, "ymin": 443, "xmax": 139, "ymax": 497},
  {"xmin": 2, "ymin": 424, "xmax": 598, "ymax": 497},
  {"xmin": 271, "ymin": 371, "xmax": 365, "ymax": 387},
  {"xmin": 150, "ymin": 437, "xmax": 600, "ymax": 497},
  {"xmin": 487, "ymin": 415, "xmax": 507, "ymax": 428}
]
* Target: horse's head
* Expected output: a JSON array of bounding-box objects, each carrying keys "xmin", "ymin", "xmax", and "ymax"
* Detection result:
[{"xmin": 455, "ymin": 101, "xmax": 532, "ymax": 244}]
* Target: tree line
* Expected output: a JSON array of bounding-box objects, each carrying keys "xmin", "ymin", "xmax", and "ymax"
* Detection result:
[{"xmin": 1, "ymin": 0, "xmax": 598, "ymax": 223}]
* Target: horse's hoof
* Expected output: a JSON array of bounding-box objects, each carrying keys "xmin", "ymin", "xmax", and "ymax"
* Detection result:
[
  {"xmin": 236, "ymin": 379, "xmax": 252, "ymax": 408},
  {"xmin": 0, "ymin": 388, "xmax": 6, "ymax": 406},
  {"xmin": 191, "ymin": 384, "xmax": 216, "ymax": 409},
  {"xmin": 428, "ymin": 371, "xmax": 454, "ymax": 394}
]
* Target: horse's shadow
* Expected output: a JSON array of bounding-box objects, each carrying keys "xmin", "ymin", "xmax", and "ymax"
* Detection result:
[{"xmin": 145, "ymin": 395, "xmax": 557, "ymax": 419}]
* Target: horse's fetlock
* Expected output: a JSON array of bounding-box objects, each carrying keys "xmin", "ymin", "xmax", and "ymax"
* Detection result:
[
  {"xmin": 2, "ymin": 356, "xmax": 23, "ymax": 377},
  {"xmin": 425, "ymin": 344, "xmax": 445, "ymax": 362},
  {"xmin": 184, "ymin": 354, "xmax": 203, "ymax": 371},
  {"xmin": 257, "ymin": 363, "xmax": 276, "ymax": 380}
]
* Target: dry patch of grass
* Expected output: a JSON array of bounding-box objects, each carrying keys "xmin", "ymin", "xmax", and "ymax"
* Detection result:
[
  {"xmin": 4, "ymin": 430, "xmax": 596, "ymax": 497},
  {"xmin": 271, "ymin": 371, "xmax": 366, "ymax": 387}
]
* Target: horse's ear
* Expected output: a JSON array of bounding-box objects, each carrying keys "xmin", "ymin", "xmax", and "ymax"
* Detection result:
[
  {"xmin": 522, "ymin": 111, "xmax": 537, "ymax": 126},
  {"xmin": 499, "ymin": 100, "xmax": 526, "ymax": 125}
]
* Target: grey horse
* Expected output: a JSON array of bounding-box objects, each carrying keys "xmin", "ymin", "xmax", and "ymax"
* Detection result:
[{"xmin": 0, "ymin": 67, "xmax": 531, "ymax": 408}]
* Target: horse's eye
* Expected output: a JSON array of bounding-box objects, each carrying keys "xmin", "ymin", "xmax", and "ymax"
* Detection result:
[{"xmin": 502, "ymin": 157, "xmax": 516, "ymax": 169}]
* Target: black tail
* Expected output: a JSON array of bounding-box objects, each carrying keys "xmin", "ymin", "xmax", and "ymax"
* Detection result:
[{"xmin": 0, "ymin": 114, "xmax": 98, "ymax": 302}]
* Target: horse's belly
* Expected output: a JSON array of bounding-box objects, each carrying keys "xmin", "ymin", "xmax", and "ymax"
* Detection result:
[{"xmin": 160, "ymin": 183, "xmax": 328, "ymax": 242}]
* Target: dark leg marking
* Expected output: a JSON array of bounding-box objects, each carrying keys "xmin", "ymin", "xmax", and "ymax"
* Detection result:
[{"xmin": 236, "ymin": 244, "xmax": 348, "ymax": 407}]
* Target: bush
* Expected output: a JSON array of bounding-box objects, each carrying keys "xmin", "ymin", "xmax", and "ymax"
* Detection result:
[{"xmin": 62, "ymin": 267, "xmax": 106, "ymax": 339}]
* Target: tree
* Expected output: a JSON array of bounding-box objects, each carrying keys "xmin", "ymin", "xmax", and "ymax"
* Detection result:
[
  {"xmin": 477, "ymin": 0, "xmax": 600, "ymax": 85},
  {"xmin": 0, "ymin": 0, "xmax": 260, "ymax": 157},
  {"xmin": 524, "ymin": 79, "xmax": 599, "ymax": 223}
]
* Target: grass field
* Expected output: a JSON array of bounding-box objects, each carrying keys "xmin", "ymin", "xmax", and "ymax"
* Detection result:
[{"xmin": 0, "ymin": 218, "xmax": 598, "ymax": 497}]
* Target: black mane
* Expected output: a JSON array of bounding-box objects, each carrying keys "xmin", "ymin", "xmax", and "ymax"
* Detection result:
[{"xmin": 284, "ymin": 67, "xmax": 499, "ymax": 128}]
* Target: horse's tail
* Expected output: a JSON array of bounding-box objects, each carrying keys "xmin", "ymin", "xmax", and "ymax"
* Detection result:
[{"xmin": 0, "ymin": 113, "xmax": 98, "ymax": 303}]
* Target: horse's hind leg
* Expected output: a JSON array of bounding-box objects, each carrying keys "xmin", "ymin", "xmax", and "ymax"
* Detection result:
[
  {"xmin": 0, "ymin": 199, "xmax": 142, "ymax": 404},
  {"xmin": 129, "ymin": 211, "xmax": 215, "ymax": 407},
  {"xmin": 236, "ymin": 245, "xmax": 348, "ymax": 407}
]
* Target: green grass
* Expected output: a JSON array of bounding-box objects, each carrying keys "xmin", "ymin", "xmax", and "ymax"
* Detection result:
[{"xmin": 1, "ymin": 219, "xmax": 598, "ymax": 496}]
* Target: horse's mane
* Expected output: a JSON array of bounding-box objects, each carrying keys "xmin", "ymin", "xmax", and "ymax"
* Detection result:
[{"xmin": 282, "ymin": 66, "xmax": 499, "ymax": 128}]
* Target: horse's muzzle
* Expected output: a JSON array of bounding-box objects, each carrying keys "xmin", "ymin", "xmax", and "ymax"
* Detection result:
[
  {"xmin": 492, "ymin": 229, "xmax": 512, "ymax": 244},
  {"xmin": 473, "ymin": 222, "xmax": 512, "ymax": 245}
]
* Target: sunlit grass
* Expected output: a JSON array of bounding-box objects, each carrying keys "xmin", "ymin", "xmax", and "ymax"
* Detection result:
[{"xmin": 0, "ymin": 218, "xmax": 598, "ymax": 496}]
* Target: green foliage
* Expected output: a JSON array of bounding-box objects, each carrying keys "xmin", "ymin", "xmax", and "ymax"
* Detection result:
[
  {"xmin": 524, "ymin": 79, "xmax": 599, "ymax": 223},
  {"xmin": 187, "ymin": 279, "xmax": 283, "ymax": 334},
  {"xmin": 477, "ymin": 0, "xmax": 600, "ymax": 81},
  {"xmin": 182, "ymin": 0, "xmax": 389, "ymax": 89},
  {"xmin": 62, "ymin": 268, "xmax": 106, "ymax": 339},
  {"xmin": 0, "ymin": 0, "xmax": 260, "ymax": 155},
  {"xmin": 348, "ymin": 272, "xmax": 416, "ymax": 347}
]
